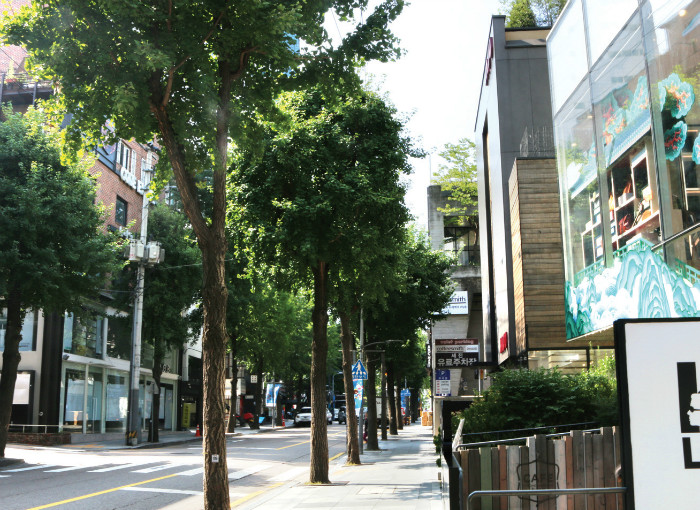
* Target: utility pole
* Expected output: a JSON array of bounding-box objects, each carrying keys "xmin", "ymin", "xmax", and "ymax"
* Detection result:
[{"xmin": 126, "ymin": 167, "xmax": 162, "ymax": 446}]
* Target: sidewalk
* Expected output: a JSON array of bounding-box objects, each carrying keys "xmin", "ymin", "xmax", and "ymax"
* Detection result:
[{"xmin": 235, "ymin": 424, "xmax": 443, "ymax": 510}]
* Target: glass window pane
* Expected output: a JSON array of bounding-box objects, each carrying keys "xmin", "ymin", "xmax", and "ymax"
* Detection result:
[
  {"xmin": 642, "ymin": 0, "xmax": 700, "ymax": 247},
  {"xmin": 584, "ymin": 0, "xmax": 639, "ymax": 65},
  {"xmin": 548, "ymin": 0, "xmax": 588, "ymax": 113},
  {"xmin": 107, "ymin": 316, "xmax": 131, "ymax": 360},
  {"xmin": 554, "ymin": 81, "xmax": 598, "ymax": 282},
  {"xmin": 0, "ymin": 309, "xmax": 37, "ymax": 351},
  {"xmin": 105, "ymin": 371, "xmax": 128, "ymax": 432},
  {"xmin": 63, "ymin": 368, "xmax": 85, "ymax": 432}
]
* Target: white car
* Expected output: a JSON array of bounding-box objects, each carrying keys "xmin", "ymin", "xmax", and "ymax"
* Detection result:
[{"xmin": 293, "ymin": 407, "xmax": 333, "ymax": 426}]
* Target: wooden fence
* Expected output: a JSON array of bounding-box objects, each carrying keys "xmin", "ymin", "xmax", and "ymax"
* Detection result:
[{"xmin": 456, "ymin": 427, "xmax": 624, "ymax": 510}]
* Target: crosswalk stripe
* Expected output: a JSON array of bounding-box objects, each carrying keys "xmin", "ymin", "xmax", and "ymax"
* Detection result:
[
  {"xmin": 175, "ymin": 467, "xmax": 204, "ymax": 476},
  {"xmin": 270, "ymin": 466, "xmax": 307, "ymax": 482},
  {"xmin": 89, "ymin": 463, "xmax": 145, "ymax": 473},
  {"xmin": 228, "ymin": 465, "xmax": 266, "ymax": 480},
  {"xmin": 45, "ymin": 466, "xmax": 88, "ymax": 473},
  {"xmin": 132, "ymin": 464, "xmax": 174, "ymax": 473},
  {"xmin": 3, "ymin": 465, "xmax": 56, "ymax": 473}
]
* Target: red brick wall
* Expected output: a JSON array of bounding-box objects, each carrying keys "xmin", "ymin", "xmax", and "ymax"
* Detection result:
[
  {"xmin": 0, "ymin": 1, "xmax": 31, "ymax": 74},
  {"xmin": 90, "ymin": 140, "xmax": 157, "ymax": 236}
]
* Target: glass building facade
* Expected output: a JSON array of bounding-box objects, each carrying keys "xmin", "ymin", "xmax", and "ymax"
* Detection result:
[{"xmin": 550, "ymin": 0, "xmax": 700, "ymax": 339}]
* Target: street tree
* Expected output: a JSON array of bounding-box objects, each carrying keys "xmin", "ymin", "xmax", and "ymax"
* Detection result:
[
  {"xmin": 234, "ymin": 87, "xmax": 413, "ymax": 481},
  {"xmin": 368, "ymin": 230, "xmax": 453, "ymax": 434},
  {"xmin": 2, "ymin": 2, "xmax": 405, "ymax": 505},
  {"xmin": 431, "ymin": 138, "xmax": 478, "ymax": 232},
  {"xmin": 500, "ymin": 0, "xmax": 566, "ymax": 27},
  {"xmin": 0, "ymin": 106, "xmax": 120, "ymax": 457}
]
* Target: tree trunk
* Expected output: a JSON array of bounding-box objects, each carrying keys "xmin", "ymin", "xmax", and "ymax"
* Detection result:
[
  {"xmin": 386, "ymin": 363, "xmax": 398, "ymax": 436},
  {"xmin": 309, "ymin": 260, "xmax": 330, "ymax": 483},
  {"xmin": 395, "ymin": 383, "xmax": 403, "ymax": 430},
  {"xmin": 199, "ymin": 239, "xmax": 230, "ymax": 510},
  {"xmin": 150, "ymin": 355, "xmax": 163, "ymax": 443},
  {"xmin": 339, "ymin": 311, "xmax": 360, "ymax": 464},
  {"xmin": 0, "ymin": 286, "xmax": 24, "ymax": 457},
  {"xmin": 150, "ymin": 78, "xmax": 231, "ymax": 509},
  {"xmin": 365, "ymin": 355, "xmax": 379, "ymax": 450}
]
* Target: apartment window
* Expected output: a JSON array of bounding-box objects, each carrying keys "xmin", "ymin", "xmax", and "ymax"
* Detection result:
[{"xmin": 115, "ymin": 196, "xmax": 127, "ymax": 226}]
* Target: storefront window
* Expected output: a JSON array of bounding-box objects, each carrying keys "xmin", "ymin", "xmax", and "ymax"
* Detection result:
[
  {"xmin": 63, "ymin": 313, "xmax": 105, "ymax": 359},
  {"xmin": 590, "ymin": 13, "xmax": 660, "ymax": 254},
  {"xmin": 63, "ymin": 368, "xmax": 85, "ymax": 432},
  {"xmin": 0, "ymin": 309, "xmax": 37, "ymax": 351},
  {"xmin": 105, "ymin": 371, "xmax": 128, "ymax": 432},
  {"xmin": 548, "ymin": 0, "xmax": 588, "ymax": 113},
  {"xmin": 553, "ymin": 81, "xmax": 597, "ymax": 282},
  {"xmin": 87, "ymin": 369, "xmax": 103, "ymax": 433},
  {"xmin": 642, "ymin": 0, "xmax": 700, "ymax": 265}
]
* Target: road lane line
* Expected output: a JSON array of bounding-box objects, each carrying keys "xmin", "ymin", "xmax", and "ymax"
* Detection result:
[
  {"xmin": 121, "ymin": 487, "xmax": 203, "ymax": 496},
  {"xmin": 276, "ymin": 439, "xmax": 310, "ymax": 450},
  {"xmin": 228, "ymin": 465, "xmax": 267, "ymax": 480},
  {"xmin": 230, "ymin": 482, "xmax": 284, "ymax": 508},
  {"xmin": 329, "ymin": 452, "xmax": 345, "ymax": 461},
  {"xmin": 24, "ymin": 473, "xmax": 180, "ymax": 510}
]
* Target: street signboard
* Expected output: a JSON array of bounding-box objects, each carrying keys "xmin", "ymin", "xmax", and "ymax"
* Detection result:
[
  {"xmin": 435, "ymin": 338, "xmax": 479, "ymax": 368},
  {"xmin": 353, "ymin": 379, "xmax": 364, "ymax": 417},
  {"xmin": 352, "ymin": 360, "xmax": 368, "ymax": 380},
  {"xmin": 615, "ymin": 318, "xmax": 700, "ymax": 510},
  {"xmin": 435, "ymin": 369, "xmax": 450, "ymax": 396}
]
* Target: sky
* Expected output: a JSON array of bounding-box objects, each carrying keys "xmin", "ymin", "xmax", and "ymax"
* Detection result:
[{"xmin": 336, "ymin": 0, "xmax": 503, "ymax": 228}]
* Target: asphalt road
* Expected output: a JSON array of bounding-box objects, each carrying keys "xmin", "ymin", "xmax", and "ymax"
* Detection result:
[{"xmin": 0, "ymin": 423, "xmax": 348, "ymax": 510}]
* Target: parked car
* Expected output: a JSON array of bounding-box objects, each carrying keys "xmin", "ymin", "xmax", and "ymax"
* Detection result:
[
  {"xmin": 337, "ymin": 406, "xmax": 347, "ymax": 424},
  {"xmin": 294, "ymin": 407, "xmax": 333, "ymax": 426}
]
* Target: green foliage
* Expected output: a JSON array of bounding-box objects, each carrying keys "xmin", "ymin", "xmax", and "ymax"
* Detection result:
[
  {"xmin": 501, "ymin": 0, "xmax": 566, "ymax": 27},
  {"xmin": 0, "ymin": 105, "xmax": 121, "ymax": 314},
  {"xmin": 431, "ymin": 138, "xmax": 478, "ymax": 227},
  {"xmin": 459, "ymin": 358, "xmax": 618, "ymax": 442}
]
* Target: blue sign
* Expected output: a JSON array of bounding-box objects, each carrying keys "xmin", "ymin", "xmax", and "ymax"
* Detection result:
[
  {"xmin": 352, "ymin": 360, "xmax": 368, "ymax": 380},
  {"xmin": 353, "ymin": 379, "xmax": 364, "ymax": 417}
]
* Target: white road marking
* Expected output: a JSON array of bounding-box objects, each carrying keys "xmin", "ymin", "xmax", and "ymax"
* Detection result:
[
  {"xmin": 270, "ymin": 466, "xmax": 307, "ymax": 481},
  {"xmin": 228, "ymin": 465, "xmax": 267, "ymax": 480},
  {"xmin": 132, "ymin": 464, "xmax": 174, "ymax": 473},
  {"xmin": 2, "ymin": 465, "xmax": 56, "ymax": 472},
  {"xmin": 175, "ymin": 467, "xmax": 204, "ymax": 476},
  {"xmin": 89, "ymin": 463, "xmax": 145, "ymax": 473},
  {"xmin": 120, "ymin": 487, "xmax": 203, "ymax": 496},
  {"xmin": 44, "ymin": 466, "xmax": 88, "ymax": 473}
]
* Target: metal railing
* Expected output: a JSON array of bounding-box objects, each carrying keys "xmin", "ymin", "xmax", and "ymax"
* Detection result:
[
  {"xmin": 8, "ymin": 424, "xmax": 62, "ymax": 433},
  {"xmin": 456, "ymin": 421, "xmax": 598, "ymax": 447},
  {"xmin": 466, "ymin": 487, "xmax": 626, "ymax": 510}
]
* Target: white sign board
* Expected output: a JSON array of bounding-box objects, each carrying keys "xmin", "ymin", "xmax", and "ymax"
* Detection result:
[
  {"xmin": 441, "ymin": 291, "xmax": 468, "ymax": 315},
  {"xmin": 615, "ymin": 319, "xmax": 700, "ymax": 510}
]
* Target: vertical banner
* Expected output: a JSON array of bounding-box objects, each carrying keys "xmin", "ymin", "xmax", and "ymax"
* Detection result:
[
  {"xmin": 353, "ymin": 379, "xmax": 364, "ymax": 417},
  {"xmin": 265, "ymin": 383, "xmax": 274, "ymax": 407}
]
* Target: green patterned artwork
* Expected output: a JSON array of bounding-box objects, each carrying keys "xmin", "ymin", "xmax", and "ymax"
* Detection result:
[{"xmin": 567, "ymin": 240, "xmax": 700, "ymax": 339}]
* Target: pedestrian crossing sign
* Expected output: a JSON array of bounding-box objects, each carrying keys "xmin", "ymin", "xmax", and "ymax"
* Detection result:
[{"xmin": 352, "ymin": 360, "xmax": 368, "ymax": 380}]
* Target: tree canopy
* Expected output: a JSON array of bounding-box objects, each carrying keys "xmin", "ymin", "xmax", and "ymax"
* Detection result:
[
  {"xmin": 2, "ymin": 1, "xmax": 406, "ymax": 502},
  {"xmin": 500, "ymin": 0, "xmax": 566, "ymax": 27},
  {"xmin": 431, "ymin": 138, "xmax": 478, "ymax": 228},
  {"xmin": 0, "ymin": 105, "xmax": 119, "ymax": 457}
]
